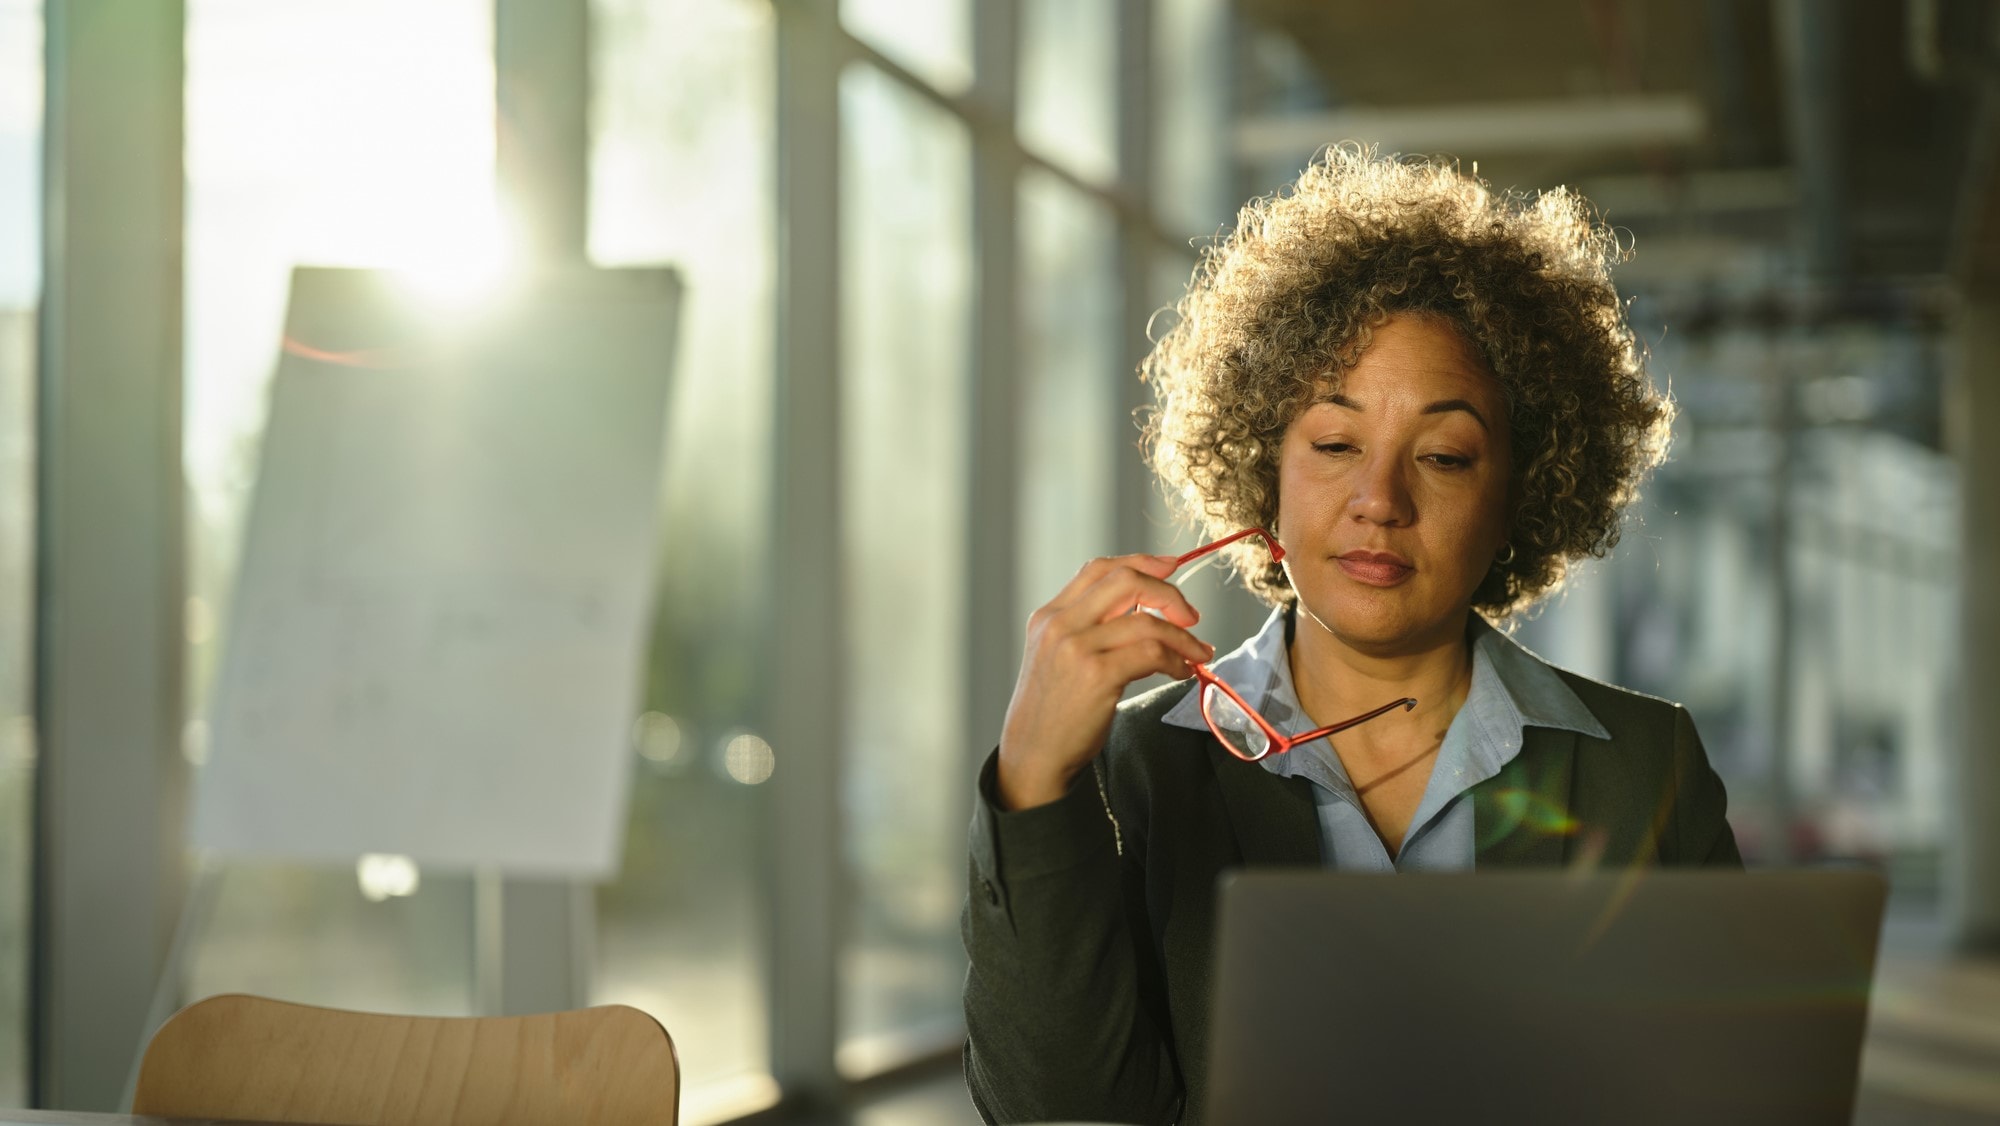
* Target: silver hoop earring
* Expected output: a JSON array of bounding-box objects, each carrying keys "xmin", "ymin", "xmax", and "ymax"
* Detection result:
[{"xmin": 1495, "ymin": 543, "xmax": 1516, "ymax": 568}]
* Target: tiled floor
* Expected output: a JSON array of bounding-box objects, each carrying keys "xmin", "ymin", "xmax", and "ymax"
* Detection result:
[
  {"xmin": 1853, "ymin": 945, "xmax": 2000, "ymax": 1123},
  {"xmin": 853, "ymin": 1077, "xmax": 984, "ymax": 1126}
]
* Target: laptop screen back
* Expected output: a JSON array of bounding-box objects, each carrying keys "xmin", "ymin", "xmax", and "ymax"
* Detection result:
[{"xmin": 1205, "ymin": 870, "xmax": 1886, "ymax": 1126}]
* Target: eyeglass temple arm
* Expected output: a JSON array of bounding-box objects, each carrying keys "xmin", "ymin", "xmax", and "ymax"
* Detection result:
[
  {"xmin": 1295, "ymin": 697, "xmax": 1418, "ymax": 742},
  {"xmin": 1172, "ymin": 527, "xmax": 1285, "ymax": 569}
]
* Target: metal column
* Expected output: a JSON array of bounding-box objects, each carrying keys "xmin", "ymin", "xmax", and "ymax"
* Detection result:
[
  {"xmin": 1113, "ymin": 0, "xmax": 1157, "ymax": 556},
  {"xmin": 33, "ymin": 0, "xmax": 187, "ymax": 1108},
  {"xmin": 767, "ymin": 0, "xmax": 846, "ymax": 1110},
  {"xmin": 495, "ymin": 0, "xmax": 591, "ymax": 266},
  {"xmin": 1947, "ymin": 287, "xmax": 2000, "ymax": 952},
  {"xmin": 482, "ymin": 0, "xmax": 596, "ymax": 1017},
  {"xmin": 960, "ymin": 0, "xmax": 1021, "ymax": 876}
]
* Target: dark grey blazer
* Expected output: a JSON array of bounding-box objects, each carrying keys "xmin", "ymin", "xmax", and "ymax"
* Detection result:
[{"xmin": 961, "ymin": 672, "xmax": 1742, "ymax": 1126}]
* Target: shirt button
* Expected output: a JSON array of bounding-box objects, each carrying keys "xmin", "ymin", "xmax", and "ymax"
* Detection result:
[{"xmin": 982, "ymin": 878, "xmax": 1000, "ymax": 906}]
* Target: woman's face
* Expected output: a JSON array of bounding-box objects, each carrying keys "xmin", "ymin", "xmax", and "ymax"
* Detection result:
[{"xmin": 1275, "ymin": 314, "xmax": 1513, "ymax": 656}]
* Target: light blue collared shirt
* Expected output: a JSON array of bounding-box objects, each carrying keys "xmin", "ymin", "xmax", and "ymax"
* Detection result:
[{"xmin": 1162, "ymin": 606, "xmax": 1610, "ymax": 871}]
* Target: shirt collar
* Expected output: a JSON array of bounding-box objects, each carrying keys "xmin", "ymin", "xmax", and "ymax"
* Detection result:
[
  {"xmin": 1160, "ymin": 605, "xmax": 1610, "ymax": 745},
  {"xmin": 1466, "ymin": 614, "xmax": 1611, "ymax": 741}
]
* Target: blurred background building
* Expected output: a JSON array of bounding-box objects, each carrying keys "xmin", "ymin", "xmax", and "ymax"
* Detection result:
[{"xmin": 3, "ymin": 0, "xmax": 1999, "ymax": 1122}]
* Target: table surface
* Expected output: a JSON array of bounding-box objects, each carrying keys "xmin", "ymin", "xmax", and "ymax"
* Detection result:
[
  {"xmin": 0, "ymin": 1113, "xmax": 1118, "ymax": 1126},
  {"xmin": 0, "ymin": 1117, "xmax": 1124, "ymax": 1126},
  {"xmin": 0, "ymin": 1116, "xmax": 1128, "ymax": 1126},
  {"xmin": 0, "ymin": 1113, "xmax": 332, "ymax": 1125}
]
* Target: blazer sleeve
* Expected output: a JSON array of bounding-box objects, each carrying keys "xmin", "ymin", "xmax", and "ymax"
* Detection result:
[
  {"xmin": 1669, "ymin": 705, "xmax": 1744, "ymax": 868},
  {"xmin": 961, "ymin": 750, "xmax": 1182, "ymax": 1125}
]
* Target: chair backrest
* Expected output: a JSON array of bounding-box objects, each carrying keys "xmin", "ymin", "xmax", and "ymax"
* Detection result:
[{"xmin": 133, "ymin": 994, "xmax": 679, "ymax": 1126}]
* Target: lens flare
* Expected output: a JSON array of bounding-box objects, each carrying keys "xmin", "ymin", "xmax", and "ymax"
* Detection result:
[
  {"xmin": 356, "ymin": 853, "xmax": 421, "ymax": 902},
  {"xmin": 1481, "ymin": 786, "xmax": 1581, "ymax": 845},
  {"xmin": 280, "ymin": 335, "xmax": 414, "ymax": 370}
]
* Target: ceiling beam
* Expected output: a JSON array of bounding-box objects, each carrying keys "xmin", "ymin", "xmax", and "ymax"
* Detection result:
[
  {"xmin": 1234, "ymin": 93, "xmax": 1706, "ymax": 163},
  {"xmin": 1580, "ymin": 168, "xmax": 1796, "ymax": 220}
]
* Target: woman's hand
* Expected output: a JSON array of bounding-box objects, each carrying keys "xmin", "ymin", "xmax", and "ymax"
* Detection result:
[{"xmin": 996, "ymin": 554, "xmax": 1215, "ymax": 811}]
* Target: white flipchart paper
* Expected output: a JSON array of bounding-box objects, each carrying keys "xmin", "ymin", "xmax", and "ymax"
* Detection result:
[{"xmin": 194, "ymin": 266, "xmax": 681, "ymax": 879}]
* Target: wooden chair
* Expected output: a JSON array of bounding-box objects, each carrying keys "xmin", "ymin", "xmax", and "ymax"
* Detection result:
[{"xmin": 133, "ymin": 994, "xmax": 679, "ymax": 1126}]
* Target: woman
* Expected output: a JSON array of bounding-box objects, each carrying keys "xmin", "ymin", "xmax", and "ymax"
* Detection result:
[{"xmin": 960, "ymin": 146, "xmax": 1741, "ymax": 1125}]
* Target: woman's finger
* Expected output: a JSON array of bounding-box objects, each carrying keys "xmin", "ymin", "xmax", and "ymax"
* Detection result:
[
  {"xmin": 1060, "ymin": 563, "xmax": 1201, "ymax": 630},
  {"xmin": 1096, "ymin": 637, "xmax": 1205, "ymax": 688},
  {"xmin": 1077, "ymin": 610, "xmax": 1215, "ymax": 670},
  {"xmin": 1043, "ymin": 553, "xmax": 1181, "ymax": 614}
]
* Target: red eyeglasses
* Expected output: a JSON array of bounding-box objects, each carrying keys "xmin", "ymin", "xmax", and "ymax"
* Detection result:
[{"xmin": 1168, "ymin": 528, "xmax": 1415, "ymax": 761}]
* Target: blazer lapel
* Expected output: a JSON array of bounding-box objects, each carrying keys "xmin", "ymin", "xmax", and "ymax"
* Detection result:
[
  {"xmin": 1473, "ymin": 727, "xmax": 1579, "ymax": 868},
  {"xmin": 1207, "ymin": 747, "xmax": 1322, "ymax": 865}
]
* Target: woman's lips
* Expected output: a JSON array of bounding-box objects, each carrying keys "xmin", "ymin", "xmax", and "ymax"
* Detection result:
[{"xmin": 1336, "ymin": 551, "xmax": 1414, "ymax": 586}]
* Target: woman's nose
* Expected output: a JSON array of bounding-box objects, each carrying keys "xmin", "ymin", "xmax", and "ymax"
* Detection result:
[{"xmin": 1346, "ymin": 451, "xmax": 1414, "ymax": 526}]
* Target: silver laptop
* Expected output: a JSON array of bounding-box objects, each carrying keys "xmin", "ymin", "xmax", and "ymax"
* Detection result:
[{"xmin": 1205, "ymin": 870, "xmax": 1887, "ymax": 1126}]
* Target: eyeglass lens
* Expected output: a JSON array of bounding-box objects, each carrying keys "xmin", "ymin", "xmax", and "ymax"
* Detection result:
[{"xmin": 1203, "ymin": 682, "xmax": 1270, "ymax": 759}]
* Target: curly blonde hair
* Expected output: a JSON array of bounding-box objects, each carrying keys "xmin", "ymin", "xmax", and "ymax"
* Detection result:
[{"xmin": 1142, "ymin": 144, "xmax": 1673, "ymax": 619}]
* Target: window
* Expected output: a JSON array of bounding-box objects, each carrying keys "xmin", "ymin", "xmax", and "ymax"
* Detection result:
[
  {"xmin": 1020, "ymin": 0, "xmax": 1118, "ymax": 185},
  {"xmin": 588, "ymin": 0, "xmax": 778, "ymax": 1114},
  {"xmin": 840, "ymin": 0, "xmax": 972, "ymax": 95},
  {"xmin": 1522, "ymin": 320, "xmax": 1959, "ymax": 876},
  {"xmin": 1155, "ymin": 0, "xmax": 1231, "ymax": 241},
  {"xmin": 156, "ymin": 1, "xmax": 1222, "ymax": 1114},
  {"xmin": 837, "ymin": 63, "xmax": 974, "ymax": 1073},
  {"xmin": 1017, "ymin": 170, "xmax": 1119, "ymax": 612}
]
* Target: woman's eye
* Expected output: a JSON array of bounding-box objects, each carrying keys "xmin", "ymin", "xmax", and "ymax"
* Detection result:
[
  {"xmin": 1422, "ymin": 453, "xmax": 1472, "ymax": 470},
  {"xmin": 1312, "ymin": 441, "xmax": 1354, "ymax": 455}
]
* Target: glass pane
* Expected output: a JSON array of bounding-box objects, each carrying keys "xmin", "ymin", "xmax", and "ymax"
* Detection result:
[
  {"xmin": 185, "ymin": 864, "xmax": 476, "ymax": 1015},
  {"xmin": 589, "ymin": 0, "xmax": 777, "ymax": 1114},
  {"xmin": 1520, "ymin": 319, "xmax": 1958, "ymax": 880},
  {"xmin": 181, "ymin": 0, "xmax": 497, "ymax": 1013},
  {"xmin": 838, "ymin": 63, "xmax": 972, "ymax": 1072},
  {"xmin": 1017, "ymin": 169, "xmax": 1118, "ymax": 613},
  {"xmin": 0, "ymin": 0, "xmax": 37, "ymax": 1104},
  {"xmin": 840, "ymin": 0, "xmax": 972, "ymax": 95},
  {"xmin": 1154, "ymin": 0, "xmax": 1231, "ymax": 240},
  {"xmin": 1020, "ymin": 0, "xmax": 1118, "ymax": 184}
]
